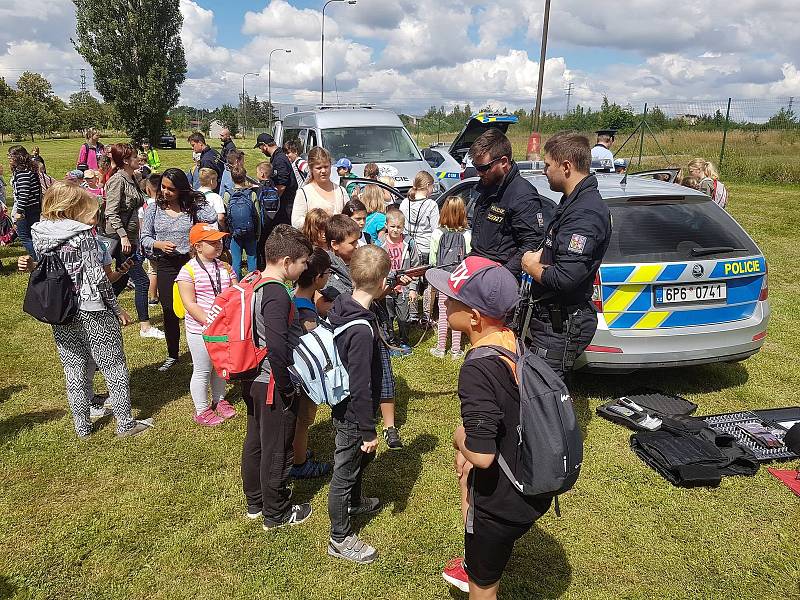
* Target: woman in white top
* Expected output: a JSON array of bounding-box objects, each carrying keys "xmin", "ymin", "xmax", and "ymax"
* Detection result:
[{"xmin": 291, "ymin": 146, "xmax": 349, "ymax": 229}]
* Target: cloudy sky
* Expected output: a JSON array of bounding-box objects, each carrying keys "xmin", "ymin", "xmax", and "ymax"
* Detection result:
[{"xmin": 1, "ymin": 0, "xmax": 798, "ymax": 116}]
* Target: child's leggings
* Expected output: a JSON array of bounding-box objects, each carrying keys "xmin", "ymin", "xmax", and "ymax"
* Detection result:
[
  {"xmin": 436, "ymin": 293, "xmax": 461, "ymax": 354},
  {"xmin": 186, "ymin": 331, "xmax": 227, "ymax": 413}
]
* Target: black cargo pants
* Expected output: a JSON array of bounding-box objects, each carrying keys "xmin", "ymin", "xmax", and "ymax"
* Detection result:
[{"xmin": 525, "ymin": 302, "xmax": 597, "ymax": 381}]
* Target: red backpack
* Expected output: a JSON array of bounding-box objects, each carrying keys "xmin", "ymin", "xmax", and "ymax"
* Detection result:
[{"xmin": 202, "ymin": 271, "xmax": 293, "ymax": 386}]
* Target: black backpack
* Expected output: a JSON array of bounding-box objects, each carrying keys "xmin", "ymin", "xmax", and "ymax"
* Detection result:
[
  {"xmin": 466, "ymin": 343, "xmax": 583, "ymax": 515},
  {"xmin": 23, "ymin": 250, "xmax": 78, "ymax": 325},
  {"xmin": 436, "ymin": 229, "xmax": 466, "ymax": 272}
]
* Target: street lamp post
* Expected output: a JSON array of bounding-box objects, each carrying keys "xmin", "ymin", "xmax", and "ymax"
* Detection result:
[
  {"xmin": 321, "ymin": 0, "xmax": 356, "ymax": 104},
  {"xmin": 269, "ymin": 49, "xmax": 291, "ymax": 130},
  {"xmin": 241, "ymin": 72, "xmax": 260, "ymax": 138}
]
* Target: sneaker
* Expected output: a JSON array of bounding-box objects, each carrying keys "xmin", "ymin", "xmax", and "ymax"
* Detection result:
[
  {"xmin": 148, "ymin": 297, "xmax": 159, "ymax": 305},
  {"xmin": 400, "ymin": 344, "xmax": 413, "ymax": 356},
  {"xmin": 117, "ymin": 419, "xmax": 153, "ymax": 438},
  {"xmin": 328, "ymin": 534, "xmax": 378, "ymax": 564},
  {"xmin": 263, "ymin": 503, "xmax": 313, "ymax": 530},
  {"xmin": 89, "ymin": 405, "xmax": 112, "ymax": 420},
  {"xmin": 194, "ymin": 408, "xmax": 224, "ymax": 427},
  {"xmin": 389, "ymin": 348, "xmax": 408, "ymax": 358},
  {"xmin": 215, "ymin": 399, "xmax": 236, "ymax": 419},
  {"xmin": 383, "ymin": 426, "xmax": 403, "ymax": 450},
  {"xmin": 157, "ymin": 357, "xmax": 177, "ymax": 372},
  {"xmin": 450, "ymin": 350, "xmax": 465, "ymax": 360},
  {"xmin": 140, "ymin": 327, "xmax": 165, "ymax": 339},
  {"xmin": 348, "ymin": 497, "xmax": 381, "ymax": 517},
  {"xmin": 289, "ymin": 459, "xmax": 332, "ymax": 479},
  {"xmin": 246, "ymin": 505, "xmax": 262, "ymax": 520},
  {"xmin": 442, "ymin": 557, "xmax": 470, "ymax": 592},
  {"xmin": 429, "ymin": 348, "xmax": 446, "ymax": 359}
]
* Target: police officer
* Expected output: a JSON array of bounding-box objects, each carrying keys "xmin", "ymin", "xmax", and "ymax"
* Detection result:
[
  {"xmin": 591, "ymin": 129, "xmax": 616, "ymax": 172},
  {"xmin": 468, "ymin": 128, "xmax": 554, "ymax": 277},
  {"xmin": 521, "ymin": 132, "xmax": 612, "ymax": 381}
]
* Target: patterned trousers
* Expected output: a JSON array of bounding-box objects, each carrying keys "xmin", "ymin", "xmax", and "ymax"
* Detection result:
[{"xmin": 52, "ymin": 310, "xmax": 135, "ymax": 436}]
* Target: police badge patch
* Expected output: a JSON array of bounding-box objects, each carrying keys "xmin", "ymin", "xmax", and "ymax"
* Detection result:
[{"xmin": 568, "ymin": 234, "xmax": 588, "ymax": 254}]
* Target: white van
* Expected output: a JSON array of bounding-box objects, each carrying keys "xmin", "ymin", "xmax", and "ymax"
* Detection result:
[{"xmin": 273, "ymin": 105, "xmax": 437, "ymax": 194}]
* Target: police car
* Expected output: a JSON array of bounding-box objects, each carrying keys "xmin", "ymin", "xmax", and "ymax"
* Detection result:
[
  {"xmin": 440, "ymin": 173, "xmax": 770, "ymax": 372},
  {"xmin": 422, "ymin": 112, "xmax": 519, "ymax": 190}
]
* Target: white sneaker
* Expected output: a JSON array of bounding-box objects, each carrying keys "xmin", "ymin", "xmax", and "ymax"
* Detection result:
[
  {"xmin": 140, "ymin": 327, "xmax": 165, "ymax": 339},
  {"xmin": 90, "ymin": 406, "xmax": 112, "ymax": 420}
]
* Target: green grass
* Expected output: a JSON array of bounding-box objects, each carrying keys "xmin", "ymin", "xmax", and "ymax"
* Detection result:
[{"xmin": 1, "ymin": 143, "xmax": 799, "ymax": 599}]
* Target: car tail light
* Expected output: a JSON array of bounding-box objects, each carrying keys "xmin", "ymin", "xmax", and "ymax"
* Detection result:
[
  {"xmin": 585, "ymin": 345, "xmax": 623, "ymax": 353},
  {"xmin": 592, "ymin": 272, "xmax": 603, "ymax": 312},
  {"xmin": 752, "ymin": 331, "xmax": 767, "ymax": 342},
  {"xmin": 758, "ymin": 265, "xmax": 769, "ymax": 301}
]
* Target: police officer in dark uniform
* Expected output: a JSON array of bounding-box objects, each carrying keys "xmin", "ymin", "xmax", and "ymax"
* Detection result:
[
  {"xmin": 521, "ymin": 132, "xmax": 612, "ymax": 381},
  {"xmin": 468, "ymin": 128, "xmax": 554, "ymax": 276}
]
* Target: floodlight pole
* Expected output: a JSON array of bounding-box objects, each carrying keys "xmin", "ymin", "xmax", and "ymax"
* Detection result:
[
  {"xmin": 321, "ymin": 0, "xmax": 357, "ymax": 104},
  {"xmin": 531, "ymin": 0, "xmax": 551, "ymax": 134}
]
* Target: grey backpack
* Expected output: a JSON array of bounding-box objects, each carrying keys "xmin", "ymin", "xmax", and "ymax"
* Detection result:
[{"xmin": 467, "ymin": 343, "xmax": 583, "ymax": 515}]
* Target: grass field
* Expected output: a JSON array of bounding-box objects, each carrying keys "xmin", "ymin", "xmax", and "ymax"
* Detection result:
[{"xmin": 1, "ymin": 141, "xmax": 799, "ymax": 599}]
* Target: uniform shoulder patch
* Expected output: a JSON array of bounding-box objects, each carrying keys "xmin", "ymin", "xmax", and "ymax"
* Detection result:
[{"xmin": 568, "ymin": 233, "xmax": 588, "ymax": 254}]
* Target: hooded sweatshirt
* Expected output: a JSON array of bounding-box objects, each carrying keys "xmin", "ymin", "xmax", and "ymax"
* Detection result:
[
  {"xmin": 32, "ymin": 219, "xmax": 121, "ymax": 316},
  {"xmin": 325, "ymin": 250, "xmax": 354, "ymax": 296},
  {"xmin": 328, "ymin": 293, "xmax": 382, "ymax": 442}
]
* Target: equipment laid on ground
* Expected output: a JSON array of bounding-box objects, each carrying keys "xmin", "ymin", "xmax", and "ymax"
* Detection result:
[
  {"xmin": 702, "ymin": 407, "xmax": 800, "ymax": 462},
  {"xmin": 596, "ymin": 389, "xmax": 697, "ymax": 431}
]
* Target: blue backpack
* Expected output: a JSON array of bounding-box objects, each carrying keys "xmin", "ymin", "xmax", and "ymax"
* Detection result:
[
  {"xmin": 257, "ymin": 181, "xmax": 280, "ymax": 226},
  {"xmin": 289, "ymin": 319, "xmax": 372, "ymax": 406},
  {"xmin": 225, "ymin": 188, "xmax": 258, "ymax": 240}
]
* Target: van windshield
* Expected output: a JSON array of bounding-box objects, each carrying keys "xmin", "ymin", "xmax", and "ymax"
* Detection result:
[{"xmin": 321, "ymin": 127, "xmax": 422, "ymax": 164}]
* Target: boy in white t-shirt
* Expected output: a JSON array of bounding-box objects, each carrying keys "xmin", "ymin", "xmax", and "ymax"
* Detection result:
[{"xmin": 198, "ymin": 167, "xmax": 226, "ymax": 230}]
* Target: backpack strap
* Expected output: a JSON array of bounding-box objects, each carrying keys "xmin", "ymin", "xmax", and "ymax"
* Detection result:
[{"xmin": 332, "ymin": 318, "xmax": 373, "ymax": 337}]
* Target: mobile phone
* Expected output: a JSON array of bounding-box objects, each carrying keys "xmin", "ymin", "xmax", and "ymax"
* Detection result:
[{"xmin": 737, "ymin": 422, "xmax": 784, "ymax": 449}]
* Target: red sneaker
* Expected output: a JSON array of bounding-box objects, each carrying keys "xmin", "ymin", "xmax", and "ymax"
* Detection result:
[
  {"xmin": 193, "ymin": 408, "xmax": 224, "ymax": 427},
  {"xmin": 215, "ymin": 399, "xmax": 236, "ymax": 420},
  {"xmin": 442, "ymin": 557, "xmax": 470, "ymax": 592}
]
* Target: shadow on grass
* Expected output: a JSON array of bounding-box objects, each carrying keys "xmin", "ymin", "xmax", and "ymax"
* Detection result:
[
  {"xmin": 293, "ymin": 417, "xmax": 336, "ymax": 505},
  {"xmin": 446, "ymin": 524, "xmax": 572, "ymax": 599},
  {"xmin": 127, "ymin": 358, "xmax": 193, "ymax": 420},
  {"xmin": 362, "ymin": 433, "xmax": 438, "ymax": 521},
  {"xmin": 0, "ymin": 574, "xmax": 18, "ymax": 599},
  {"xmin": 0, "ymin": 408, "xmax": 67, "ymax": 441},
  {"xmin": 0, "ymin": 384, "xmax": 26, "ymax": 404},
  {"xmin": 393, "ymin": 374, "xmax": 458, "ymax": 429}
]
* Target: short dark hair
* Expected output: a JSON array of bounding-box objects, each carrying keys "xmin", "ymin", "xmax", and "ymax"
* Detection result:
[
  {"xmin": 325, "ymin": 213, "xmax": 361, "ymax": 244},
  {"xmin": 284, "ymin": 138, "xmax": 303, "ymax": 155},
  {"xmin": 147, "ymin": 173, "xmax": 163, "ymax": 190},
  {"xmin": 543, "ymin": 131, "xmax": 591, "ymax": 174},
  {"xmin": 297, "ymin": 247, "xmax": 332, "ymax": 288},
  {"xmin": 264, "ymin": 224, "xmax": 313, "ymax": 264},
  {"xmin": 187, "ymin": 131, "xmax": 206, "ymax": 144},
  {"xmin": 227, "ymin": 149, "xmax": 245, "ymax": 166},
  {"xmin": 342, "ymin": 198, "xmax": 367, "ymax": 217},
  {"xmin": 468, "ymin": 128, "xmax": 512, "ymax": 161},
  {"xmin": 231, "ymin": 165, "xmax": 248, "ymax": 185}
]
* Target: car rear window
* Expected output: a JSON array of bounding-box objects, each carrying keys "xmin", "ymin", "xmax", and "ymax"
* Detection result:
[{"xmin": 605, "ymin": 197, "xmax": 760, "ymax": 262}]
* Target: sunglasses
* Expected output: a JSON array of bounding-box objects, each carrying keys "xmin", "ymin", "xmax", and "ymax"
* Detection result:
[{"xmin": 473, "ymin": 156, "xmax": 503, "ymax": 173}]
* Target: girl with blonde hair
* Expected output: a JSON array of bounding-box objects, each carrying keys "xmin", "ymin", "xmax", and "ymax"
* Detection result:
[
  {"xmin": 687, "ymin": 158, "xmax": 728, "ymax": 208},
  {"xmin": 291, "ymin": 146, "xmax": 349, "ymax": 228},
  {"xmin": 400, "ymin": 171, "xmax": 439, "ymax": 323},
  {"xmin": 31, "ymin": 182, "xmax": 151, "ymax": 438},
  {"xmin": 362, "ymin": 184, "xmax": 387, "ymax": 240}
]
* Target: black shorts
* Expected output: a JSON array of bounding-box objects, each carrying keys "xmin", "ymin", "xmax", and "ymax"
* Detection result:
[{"xmin": 464, "ymin": 512, "xmax": 533, "ymax": 587}]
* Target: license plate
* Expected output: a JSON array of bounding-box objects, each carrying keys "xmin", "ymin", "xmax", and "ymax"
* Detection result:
[{"xmin": 655, "ymin": 283, "xmax": 727, "ymax": 305}]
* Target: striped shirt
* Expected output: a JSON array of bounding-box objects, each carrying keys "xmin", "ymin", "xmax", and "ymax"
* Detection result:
[
  {"xmin": 11, "ymin": 169, "xmax": 42, "ymax": 211},
  {"xmin": 175, "ymin": 258, "xmax": 235, "ymax": 334}
]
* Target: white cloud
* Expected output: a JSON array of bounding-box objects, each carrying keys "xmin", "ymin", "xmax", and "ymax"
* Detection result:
[{"xmin": 0, "ymin": 0, "xmax": 795, "ymax": 117}]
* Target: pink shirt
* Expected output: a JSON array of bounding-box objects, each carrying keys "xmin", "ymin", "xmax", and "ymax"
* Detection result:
[{"xmin": 175, "ymin": 258, "xmax": 235, "ymax": 334}]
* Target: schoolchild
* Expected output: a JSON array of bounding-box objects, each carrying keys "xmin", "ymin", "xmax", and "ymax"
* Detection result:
[
  {"xmin": 290, "ymin": 247, "xmax": 334, "ymax": 480},
  {"xmin": 326, "ymin": 244, "xmax": 391, "ymax": 564},
  {"xmin": 242, "ymin": 224, "xmax": 313, "ymax": 528},
  {"xmin": 429, "ymin": 195, "xmax": 471, "ymax": 359},
  {"xmin": 224, "ymin": 165, "xmax": 260, "ymax": 280},
  {"xmin": 380, "ymin": 206, "xmax": 417, "ymax": 354},
  {"xmin": 325, "ymin": 214, "xmax": 404, "ymax": 449},
  {"xmin": 342, "ymin": 198, "xmax": 372, "ymax": 246},
  {"xmin": 175, "ymin": 224, "xmax": 237, "ymax": 426},
  {"xmin": 426, "ymin": 257, "xmax": 552, "ymax": 599},
  {"xmin": 302, "ymin": 207, "xmax": 330, "ymax": 249},
  {"xmin": 400, "ymin": 171, "xmax": 439, "ymax": 323},
  {"xmin": 361, "ymin": 184, "xmax": 386, "ymax": 241}
]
